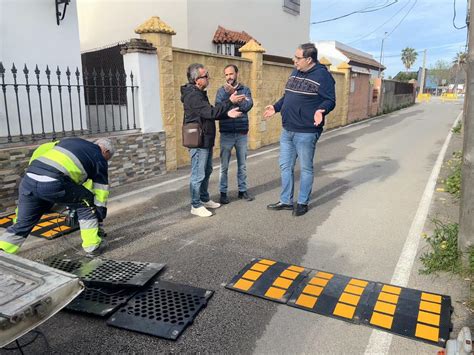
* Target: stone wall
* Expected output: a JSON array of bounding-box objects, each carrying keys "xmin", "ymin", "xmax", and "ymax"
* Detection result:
[{"xmin": 0, "ymin": 132, "xmax": 166, "ymax": 213}]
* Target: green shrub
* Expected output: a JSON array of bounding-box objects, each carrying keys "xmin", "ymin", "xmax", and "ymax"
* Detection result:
[
  {"xmin": 452, "ymin": 120, "xmax": 462, "ymax": 134},
  {"xmin": 445, "ymin": 151, "xmax": 462, "ymax": 198}
]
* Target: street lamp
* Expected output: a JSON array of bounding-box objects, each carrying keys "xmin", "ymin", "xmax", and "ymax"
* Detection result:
[{"xmin": 378, "ymin": 32, "xmax": 388, "ymax": 78}]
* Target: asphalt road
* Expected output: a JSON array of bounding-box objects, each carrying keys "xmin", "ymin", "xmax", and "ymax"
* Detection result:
[{"xmin": 14, "ymin": 99, "xmax": 463, "ymax": 354}]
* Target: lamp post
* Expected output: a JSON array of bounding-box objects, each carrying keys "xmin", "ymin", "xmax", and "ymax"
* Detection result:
[{"xmin": 378, "ymin": 32, "xmax": 388, "ymax": 78}]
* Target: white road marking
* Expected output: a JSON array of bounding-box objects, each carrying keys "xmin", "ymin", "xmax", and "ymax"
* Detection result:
[{"xmin": 364, "ymin": 111, "xmax": 462, "ymax": 354}]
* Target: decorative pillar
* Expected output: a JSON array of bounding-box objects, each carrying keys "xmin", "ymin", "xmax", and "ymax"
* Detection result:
[
  {"xmin": 135, "ymin": 16, "xmax": 177, "ymax": 170},
  {"xmin": 121, "ymin": 39, "xmax": 162, "ymax": 133},
  {"xmin": 239, "ymin": 39, "xmax": 266, "ymax": 150},
  {"xmin": 337, "ymin": 62, "xmax": 351, "ymax": 127}
]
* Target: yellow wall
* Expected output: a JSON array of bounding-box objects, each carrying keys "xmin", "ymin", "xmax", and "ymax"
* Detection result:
[{"xmin": 325, "ymin": 71, "xmax": 345, "ymax": 130}]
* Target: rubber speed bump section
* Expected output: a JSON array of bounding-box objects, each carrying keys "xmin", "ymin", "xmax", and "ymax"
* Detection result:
[
  {"xmin": 107, "ymin": 280, "xmax": 213, "ymax": 340},
  {"xmin": 0, "ymin": 213, "xmax": 17, "ymax": 228},
  {"xmin": 66, "ymin": 287, "xmax": 138, "ymax": 317},
  {"xmin": 360, "ymin": 284, "xmax": 452, "ymax": 347},
  {"xmin": 288, "ymin": 271, "xmax": 374, "ymax": 323},
  {"xmin": 226, "ymin": 258, "xmax": 310, "ymax": 303},
  {"xmin": 43, "ymin": 256, "xmax": 87, "ymax": 273},
  {"xmin": 73, "ymin": 259, "xmax": 166, "ymax": 288}
]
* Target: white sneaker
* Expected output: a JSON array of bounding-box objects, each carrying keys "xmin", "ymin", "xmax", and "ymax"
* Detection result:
[
  {"xmin": 201, "ymin": 200, "xmax": 221, "ymax": 209},
  {"xmin": 191, "ymin": 206, "xmax": 213, "ymax": 217}
]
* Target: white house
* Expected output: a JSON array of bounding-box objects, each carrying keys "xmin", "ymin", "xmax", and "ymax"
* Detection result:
[{"xmin": 77, "ymin": 0, "xmax": 311, "ymax": 58}]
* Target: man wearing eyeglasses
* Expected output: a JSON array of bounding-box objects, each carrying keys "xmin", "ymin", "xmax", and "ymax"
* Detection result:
[
  {"xmin": 181, "ymin": 63, "xmax": 245, "ymax": 218},
  {"xmin": 263, "ymin": 43, "xmax": 336, "ymax": 217}
]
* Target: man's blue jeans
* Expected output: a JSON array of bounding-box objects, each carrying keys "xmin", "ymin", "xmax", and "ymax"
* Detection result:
[
  {"xmin": 279, "ymin": 128, "xmax": 322, "ymax": 205},
  {"xmin": 219, "ymin": 132, "xmax": 248, "ymax": 193},
  {"xmin": 190, "ymin": 147, "xmax": 213, "ymax": 208}
]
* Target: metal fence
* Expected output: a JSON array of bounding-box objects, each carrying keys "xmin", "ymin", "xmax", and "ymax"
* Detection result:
[{"xmin": 0, "ymin": 62, "xmax": 138, "ymax": 144}]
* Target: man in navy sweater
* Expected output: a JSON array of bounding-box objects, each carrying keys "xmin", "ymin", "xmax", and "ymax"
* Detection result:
[{"xmin": 263, "ymin": 43, "xmax": 336, "ymax": 216}]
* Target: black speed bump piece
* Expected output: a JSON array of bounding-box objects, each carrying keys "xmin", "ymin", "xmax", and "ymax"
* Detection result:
[
  {"xmin": 107, "ymin": 280, "xmax": 214, "ymax": 340},
  {"xmin": 73, "ymin": 259, "xmax": 166, "ymax": 288},
  {"xmin": 66, "ymin": 287, "xmax": 138, "ymax": 317},
  {"xmin": 225, "ymin": 258, "xmax": 310, "ymax": 303},
  {"xmin": 43, "ymin": 256, "xmax": 88, "ymax": 273}
]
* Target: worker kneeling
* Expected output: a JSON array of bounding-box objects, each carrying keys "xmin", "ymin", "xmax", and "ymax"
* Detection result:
[{"xmin": 0, "ymin": 137, "xmax": 114, "ymax": 256}]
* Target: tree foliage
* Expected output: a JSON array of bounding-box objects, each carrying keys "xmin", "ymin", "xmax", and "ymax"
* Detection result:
[{"xmin": 401, "ymin": 47, "xmax": 418, "ymax": 72}]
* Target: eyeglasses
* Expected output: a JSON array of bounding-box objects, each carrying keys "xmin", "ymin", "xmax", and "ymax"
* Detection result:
[
  {"xmin": 197, "ymin": 73, "xmax": 210, "ymax": 80},
  {"xmin": 293, "ymin": 55, "xmax": 306, "ymax": 61}
]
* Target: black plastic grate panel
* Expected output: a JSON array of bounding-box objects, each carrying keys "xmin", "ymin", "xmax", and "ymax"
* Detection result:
[
  {"xmin": 107, "ymin": 280, "xmax": 214, "ymax": 340},
  {"xmin": 75, "ymin": 259, "xmax": 166, "ymax": 288},
  {"xmin": 66, "ymin": 287, "xmax": 138, "ymax": 317},
  {"xmin": 43, "ymin": 256, "xmax": 87, "ymax": 274}
]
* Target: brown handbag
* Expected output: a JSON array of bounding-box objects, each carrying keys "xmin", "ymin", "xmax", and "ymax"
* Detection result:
[{"xmin": 182, "ymin": 121, "xmax": 203, "ymax": 148}]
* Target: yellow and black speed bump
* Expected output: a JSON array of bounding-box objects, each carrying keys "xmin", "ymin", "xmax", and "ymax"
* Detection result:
[
  {"xmin": 227, "ymin": 259, "xmax": 453, "ymax": 347},
  {"xmin": 287, "ymin": 270, "xmax": 375, "ymax": 324},
  {"xmin": 0, "ymin": 212, "xmax": 79, "ymax": 239},
  {"xmin": 225, "ymin": 258, "xmax": 310, "ymax": 303}
]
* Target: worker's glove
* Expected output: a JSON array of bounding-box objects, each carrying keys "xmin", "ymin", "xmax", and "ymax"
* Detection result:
[{"xmin": 95, "ymin": 206, "xmax": 107, "ymax": 222}]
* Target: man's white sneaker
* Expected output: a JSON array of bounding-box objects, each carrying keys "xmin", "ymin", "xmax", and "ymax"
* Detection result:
[
  {"xmin": 191, "ymin": 206, "xmax": 213, "ymax": 217},
  {"xmin": 201, "ymin": 200, "xmax": 221, "ymax": 209}
]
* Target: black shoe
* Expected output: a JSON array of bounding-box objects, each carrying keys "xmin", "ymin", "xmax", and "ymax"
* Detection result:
[
  {"xmin": 85, "ymin": 239, "xmax": 108, "ymax": 257},
  {"xmin": 238, "ymin": 191, "xmax": 254, "ymax": 201},
  {"xmin": 293, "ymin": 204, "xmax": 308, "ymax": 216},
  {"xmin": 267, "ymin": 202, "xmax": 293, "ymax": 211},
  {"xmin": 220, "ymin": 192, "xmax": 230, "ymax": 204}
]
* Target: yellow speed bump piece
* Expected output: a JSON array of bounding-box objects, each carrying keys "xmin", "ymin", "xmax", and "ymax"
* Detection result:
[
  {"xmin": 265, "ymin": 287, "xmax": 286, "ymax": 299},
  {"xmin": 417, "ymin": 311, "xmax": 440, "ymax": 326},
  {"xmin": 339, "ymin": 292, "xmax": 360, "ymax": 306},
  {"xmin": 302, "ymin": 284, "xmax": 324, "ymax": 297},
  {"xmin": 54, "ymin": 225, "xmax": 71, "ymax": 232},
  {"xmin": 344, "ymin": 284, "xmax": 364, "ymax": 296},
  {"xmin": 378, "ymin": 292, "xmax": 399, "ymax": 304},
  {"xmin": 242, "ymin": 270, "xmax": 262, "ymax": 281},
  {"xmin": 370, "ymin": 312, "xmax": 393, "ymax": 329},
  {"xmin": 273, "ymin": 277, "xmax": 293, "ymax": 289},
  {"xmin": 251, "ymin": 263, "xmax": 270, "ymax": 272},
  {"xmin": 382, "ymin": 285, "xmax": 401, "ymax": 295},
  {"xmin": 415, "ymin": 323, "xmax": 439, "ymax": 342},
  {"xmin": 309, "ymin": 277, "xmax": 329, "ymax": 287},
  {"xmin": 233, "ymin": 279, "xmax": 254, "ymax": 291},
  {"xmin": 280, "ymin": 270, "xmax": 299, "ymax": 280},
  {"xmin": 42, "ymin": 230, "xmax": 58, "ymax": 237},
  {"xmin": 333, "ymin": 303, "xmax": 356, "ymax": 319},
  {"xmin": 421, "ymin": 293, "xmax": 442, "ymax": 304},
  {"xmin": 259, "ymin": 259, "xmax": 276, "ymax": 266},
  {"xmin": 349, "ymin": 279, "xmax": 368, "ymax": 288},
  {"xmin": 295, "ymin": 294, "xmax": 317, "ymax": 309},
  {"xmin": 315, "ymin": 271, "xmax": 333, "ymax": 280},
  {"xmin": 0, "ymin": 217, "xmax": 11, "ymax": 224},
  {"xmin": 374, "ymin": 301, "xmax": 396, "ymax": 315},
  {"xmin": 420, "ymin": 300, "xmax": 441, "ymax": 314},
  {"xmin": 38, "ymin": 221, "xmax": 53, "ymax": 227},
  {"xmin": 288, "ymin": 265, "xmax": 305, "ymax": 273},
  {"xmin": 32, "ymin": 226, "xmax": 42, "ymax": 232}
]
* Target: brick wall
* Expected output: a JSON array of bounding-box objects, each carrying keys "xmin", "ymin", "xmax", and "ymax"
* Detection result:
[{"xmin": 0, "ymin": 132, "xmax": 166, "ymax": 213}]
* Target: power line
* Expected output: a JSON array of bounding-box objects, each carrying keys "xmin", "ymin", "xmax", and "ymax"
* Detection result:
[
  {"xmin": 349, "ymin": 0, "xmax": 413, "ymax": 44},
  {"xmin": 385, "ymin": 0, "xmax": 418, "ymax": 37},
  {"xmin": 453, "ymin": 0, "xmax": 467, "ymax": 29},
  {"xmin": 311, "ymin": 0, "xmax": 398, "ymax": 25}
]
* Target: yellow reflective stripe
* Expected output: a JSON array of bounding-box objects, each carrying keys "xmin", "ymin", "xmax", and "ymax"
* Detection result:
[
  {"xmin": 80, "ymin": 227, "xmax": 101, "ymax": 248},
  {"xmin": 93, "ymin": 189, "xmax": 109, "ymax": 204},
  {"xmin": 0, "ymin": 241, "xmax": 20, "ymax": 254},
  {"xmin": 29, "ymin": 141, "xmax": 59, "ymax": 164},
  {"xmin": 39, "ymin": 149, "xmax": 84, "ymax": 183},
  {"xmin": 83, "ymin": 179, "xmax": 93, "ymax": 192}
]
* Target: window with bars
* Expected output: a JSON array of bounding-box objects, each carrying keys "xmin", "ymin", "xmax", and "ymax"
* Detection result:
[{"xmin": 283, "ymin": 0, "xmax": 300, "ymax": 15}]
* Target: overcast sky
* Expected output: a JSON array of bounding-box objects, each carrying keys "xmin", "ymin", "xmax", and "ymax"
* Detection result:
[{"xmin": 310, "ymin": 0, "xmax": 468, "ymax": 77}]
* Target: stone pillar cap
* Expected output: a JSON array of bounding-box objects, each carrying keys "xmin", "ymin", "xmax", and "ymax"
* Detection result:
[
  {"xmin": 120, "ymin": 38, "xmax": 157, "ymax": 55},
  {"xmin": 319, "ymin": 57, "xmax": 332, "ymax": 66},
  {"xmin": 135, "ymin": 16, "xmax": 176, "ymax": 35},
  {"xmin": 337, "ymin": 62, "xmax": 351, "ymax": 70},
  {"xmin": 239, "ymin": 39, "xmax": 266, "ymax": 53}
]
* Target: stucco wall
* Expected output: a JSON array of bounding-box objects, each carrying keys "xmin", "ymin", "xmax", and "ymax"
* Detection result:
[{"xmin": 348, "ymin": 73, "xmax": 371, "ymax": 123}]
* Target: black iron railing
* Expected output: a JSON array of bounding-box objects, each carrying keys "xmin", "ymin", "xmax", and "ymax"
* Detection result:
[{"xmin": 0, "ymin": 62, "xmax": 138, "ymax": 144}]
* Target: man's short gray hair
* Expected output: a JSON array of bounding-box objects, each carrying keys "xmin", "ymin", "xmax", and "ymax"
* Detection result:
[
  {"xmin": 187, "ymin": 63, "xmax": 204, "ymax": 84},
  {"xmin": 95, "ymin": 138, "xmax": 115, "ymax": 157}
]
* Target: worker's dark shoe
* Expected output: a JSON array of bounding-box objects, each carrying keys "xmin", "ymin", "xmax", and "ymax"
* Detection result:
[
  {"xmin": 293, "ymin": 204, "xmax": 309, "ymax": 217},
  {"xmin": 238, "ymin": 191, "xmax": 254, "ymax": 201},
  {"xmin": 267, "ymin": 202, "xmax": 293, "ymax": 211},
  {"xmin": 220, "ymin": 192, "xmax": 230, "ymax": 204},
  {"xmin": 84, "ymin": 239, "xmax": 108, "ymax": 257},
  {"xmin": 98, "ymin": 227, "xmax": 107, "ymax": 239}
]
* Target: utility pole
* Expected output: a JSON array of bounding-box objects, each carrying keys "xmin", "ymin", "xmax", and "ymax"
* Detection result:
[
  {"xmin": 459, "ymin": 0, "xmax": 474, "ymax": 257},
  {"xmin": 419, "ymin": 49, "xmax": 427, "ymax": 94},
  {"xmin": 378, "ymin": 32, "xmax": 388, "ymax": 78}
]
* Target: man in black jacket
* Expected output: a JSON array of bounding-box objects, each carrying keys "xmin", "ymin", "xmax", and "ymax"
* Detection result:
[{"xmin": 181, "ymin": 63, "xmax": 245, "ymax": 217}]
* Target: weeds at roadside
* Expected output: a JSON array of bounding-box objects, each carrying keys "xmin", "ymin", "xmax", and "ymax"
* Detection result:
[
  {"xmin": 444, "ymin": 151, "xmax": 462, "ymax": 198},
  {"xmin": 452, "ymin": 120, "xmax": 463, "ymax": 134}
]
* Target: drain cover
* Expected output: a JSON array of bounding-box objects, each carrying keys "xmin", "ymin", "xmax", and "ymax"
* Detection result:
[
  {"xmin": 74, "ymin": 259, "xmax": 166, "ymax": 288},
  {"xmin": 107, "ymin": 280, "xmax": 214, "ymax": 340},
  {"xmin": 66, "ymin": 287, "xmax": 138, "ymax": 317},
  {"xmin": 43, "ymin": 256, "xmax": 87, "ymax": 273}
]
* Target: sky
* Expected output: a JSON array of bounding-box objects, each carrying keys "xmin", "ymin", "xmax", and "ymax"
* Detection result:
[{"xmin": 310, "ymin": 0, "xmax": 468, "ymax": 77}]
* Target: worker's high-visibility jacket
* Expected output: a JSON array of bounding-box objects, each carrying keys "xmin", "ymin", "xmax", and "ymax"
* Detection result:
[{"xmin": 28, "ymin": 138, "xmax": 110, "ymax": 210}]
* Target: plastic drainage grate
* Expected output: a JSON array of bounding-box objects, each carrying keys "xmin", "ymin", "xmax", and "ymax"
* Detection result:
[
  {"xmin": 107, "ymin": 280, "xmax": 214, "ymax": 340},
  {"xmin": 43, "ymin": 256, "xmax": 86, "ymax": 274},
  {"xmin": 66, "ymin": 287, "xmax": 138, "ymax": 317},
  {"xmin": 75, "ymin": 259, "xmax": 166, "ymax": 288}
]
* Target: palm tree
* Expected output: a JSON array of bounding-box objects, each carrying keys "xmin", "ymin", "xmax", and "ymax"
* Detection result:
[
  {"xmin": 453, "ymin": 51, "xmax": 467, "ymax": 66},
  {"xmin": 401, "ymin": 47, "xmax": 418, "ymax": 72}
]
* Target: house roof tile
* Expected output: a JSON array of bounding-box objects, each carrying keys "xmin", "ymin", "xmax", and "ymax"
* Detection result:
[{"xmin": 212, "ymin": 26, "xmax": 259, "ymax": 45}]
